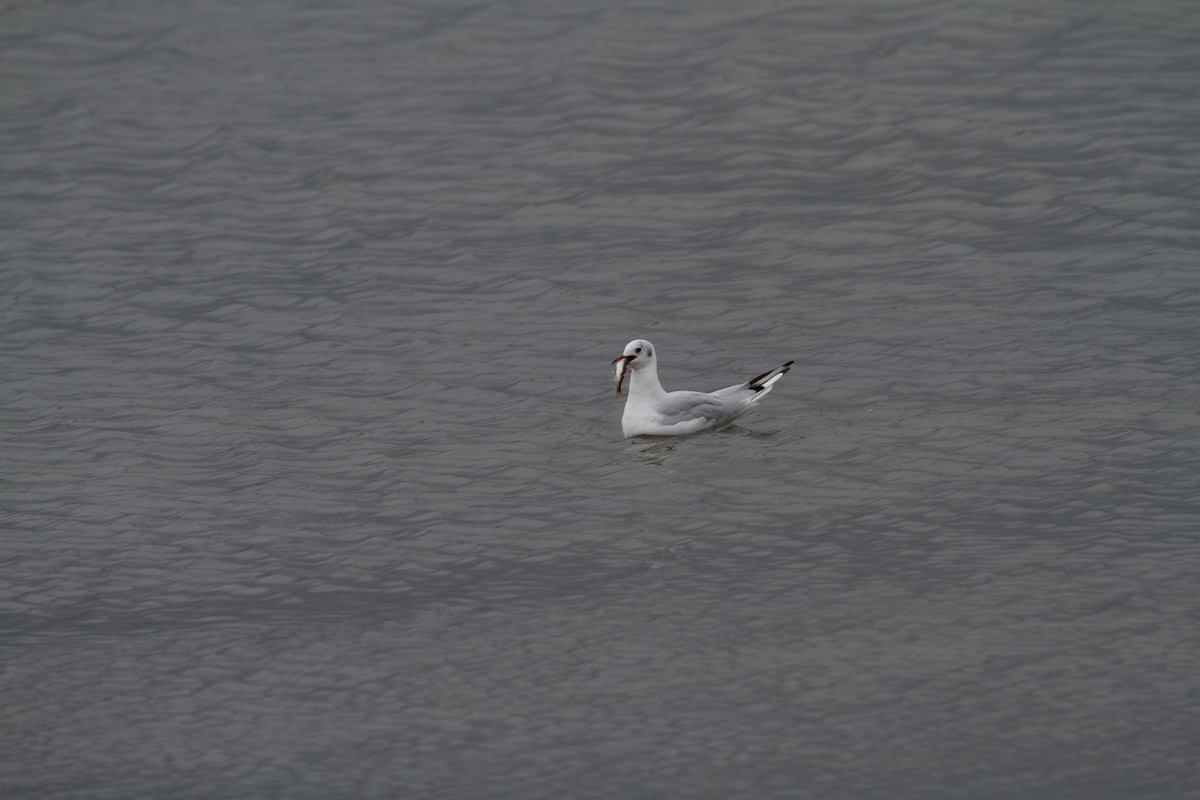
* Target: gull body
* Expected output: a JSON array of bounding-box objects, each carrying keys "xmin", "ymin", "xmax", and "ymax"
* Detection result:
[{"xmin": 612, "ymin": 338, "xmax": 792, "ymax": 438}]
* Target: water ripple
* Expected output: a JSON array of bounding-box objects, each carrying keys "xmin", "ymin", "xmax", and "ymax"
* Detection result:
[{"xmin": 3, "ymin": 0, "xmax": 1199, "ymax": 797}]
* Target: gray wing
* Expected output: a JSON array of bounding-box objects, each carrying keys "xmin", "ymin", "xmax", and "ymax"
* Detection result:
[
  {"xmin": 655, "ymin": 390, "xmax": 730, "ymax": 425},
  {"xmin": 646, "ymin": 364, "xmax": 791, "ymax": 434}
]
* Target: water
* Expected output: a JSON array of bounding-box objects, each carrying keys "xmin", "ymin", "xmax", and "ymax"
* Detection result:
[{"xmin": 3, "ymin": 0, "xmax": 1198, "ymax": 797}]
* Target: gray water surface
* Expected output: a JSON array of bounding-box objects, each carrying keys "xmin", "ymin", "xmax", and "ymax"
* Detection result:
[{"xmin": 3, "ymin": 1, "xmax": 1199, "ymax": 798}]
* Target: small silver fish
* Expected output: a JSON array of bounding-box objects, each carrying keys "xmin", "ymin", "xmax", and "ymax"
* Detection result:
[{"xmin": 612, "ymin": 357, "xmax": 628, "ymax": 398}]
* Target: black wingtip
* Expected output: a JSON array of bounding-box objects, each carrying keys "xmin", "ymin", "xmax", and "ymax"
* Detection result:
[{"xmin": 747, "ymin": 361, "xmax": 793, "ymax": 391}]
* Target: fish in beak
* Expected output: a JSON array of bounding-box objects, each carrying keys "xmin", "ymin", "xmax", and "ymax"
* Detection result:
[{"xmin": 612, "ymin": 353, "xmax": 635, "ymax": 397}]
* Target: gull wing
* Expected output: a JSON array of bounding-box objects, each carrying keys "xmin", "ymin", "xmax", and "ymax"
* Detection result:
[{"xmin": 653, "ymin": 390, "xmax": 728, "ymax": 426}]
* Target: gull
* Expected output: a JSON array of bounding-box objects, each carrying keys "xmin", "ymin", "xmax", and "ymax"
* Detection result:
[{"xmin": 611, "ymin": 338, "xmax": 792, "ymax": 437}]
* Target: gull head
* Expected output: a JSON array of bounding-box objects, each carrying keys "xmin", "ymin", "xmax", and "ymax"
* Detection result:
[
  {"xmin": 611, "ymin": 338, "xmax": 655, "ymax": 398},
  {"xmin": 613, "ymin": 338, "xmax": 655, "ymax": 369}
]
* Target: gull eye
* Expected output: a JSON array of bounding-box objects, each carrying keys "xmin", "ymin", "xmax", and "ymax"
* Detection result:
[{"xmin": 635, "ymin": 346, "xmax": 642, "ymax": 354}]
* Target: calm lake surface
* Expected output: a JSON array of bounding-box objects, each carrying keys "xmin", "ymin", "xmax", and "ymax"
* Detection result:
[{"xmin": 3, "ymin": 0, "xmax": 1198, "ymax": 798}]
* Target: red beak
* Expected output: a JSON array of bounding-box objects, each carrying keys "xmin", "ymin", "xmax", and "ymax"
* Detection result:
[{"xmin": 612, "ymin": 354, "xmax": 636, "ymax": 365}]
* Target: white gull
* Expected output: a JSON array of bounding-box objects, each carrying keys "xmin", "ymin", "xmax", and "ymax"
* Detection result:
[{"xmin": 612, "ymin": 338, "xmax": 792, "ymax": 437}]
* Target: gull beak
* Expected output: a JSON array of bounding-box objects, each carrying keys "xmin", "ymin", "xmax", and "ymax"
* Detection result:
[{"xmin": 612, "ymin": 354, "xmax": 634, "ymax": 398}]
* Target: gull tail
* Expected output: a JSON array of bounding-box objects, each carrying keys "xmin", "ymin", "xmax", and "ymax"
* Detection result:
[{"xmin": 747, "ymin": 361, "xmax": 793, "ymax": 393}]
